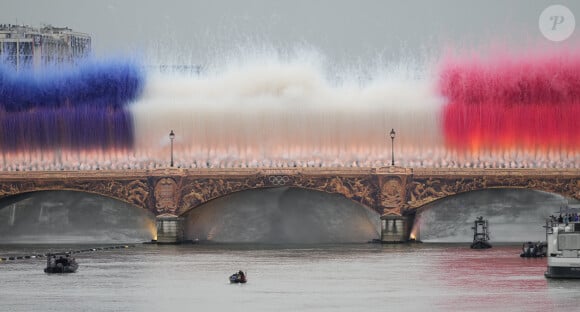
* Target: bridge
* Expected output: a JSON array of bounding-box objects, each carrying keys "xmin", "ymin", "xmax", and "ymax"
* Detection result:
[{"xmin": 1, "ymin": 167, "xmax": 579, "ymax": 242}]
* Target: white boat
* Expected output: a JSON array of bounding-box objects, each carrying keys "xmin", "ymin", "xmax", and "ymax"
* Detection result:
[{"xmin": 544, "ymin": 221, "xmax": 580, "ymax": 278}]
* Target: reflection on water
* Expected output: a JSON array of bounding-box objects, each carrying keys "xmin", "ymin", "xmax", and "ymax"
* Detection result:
[{"xmin": 1, "ymin": 243, "xmax": 579, "ymax": 312}]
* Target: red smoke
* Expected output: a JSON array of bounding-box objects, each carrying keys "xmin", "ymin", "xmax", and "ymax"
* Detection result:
[{"xmin": 439, "ymin": 51, "xmax": 580, "ymax": 151}]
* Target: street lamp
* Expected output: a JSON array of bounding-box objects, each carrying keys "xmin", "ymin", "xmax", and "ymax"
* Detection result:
[
  {"xmin": 389, "ymin": 128, "xmax": 396, "ymax": 166},
  {"xmin": 169, "ymin": 130, "xmax": 175, "ymax": 167}
]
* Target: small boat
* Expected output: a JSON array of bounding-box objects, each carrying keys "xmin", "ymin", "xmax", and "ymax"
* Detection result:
[
  {"xmin": 44, "ymin": 253, "xmax": 78, "ymax": 274},
  {"xmin": 229, "ymin": 271, "xmax": 247, "ymax": 283},
  {"xmin": 520, "ymin": 241, "xmax": 547, "ymax": 258},
  {"xmin": 470, "ymin": 216, "xmax": 492, "ymax": 249}
]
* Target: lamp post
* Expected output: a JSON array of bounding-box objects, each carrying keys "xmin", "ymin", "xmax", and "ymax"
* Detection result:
[
  {"xmin": 389, "ymin": 128, "xmax": 396, "ymax": 166},
  {"xmin": 169, "ymin": 130, "xmax": 175, "ymax": 167}
]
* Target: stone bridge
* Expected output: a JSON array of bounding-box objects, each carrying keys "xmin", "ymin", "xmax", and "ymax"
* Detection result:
[{"xmin": 1, "ymin": 167, "xmax": 579, "ymax": 242}]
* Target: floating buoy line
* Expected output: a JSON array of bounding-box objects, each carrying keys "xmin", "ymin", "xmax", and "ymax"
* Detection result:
[{"xmin": 0, "ymin": 245, "xmax": 135, "ymax": 262}]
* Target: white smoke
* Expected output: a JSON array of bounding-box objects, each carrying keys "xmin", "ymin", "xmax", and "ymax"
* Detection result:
[{"xmin": 131, "ymin": 48, "xmax": 444, "ymax": 168}]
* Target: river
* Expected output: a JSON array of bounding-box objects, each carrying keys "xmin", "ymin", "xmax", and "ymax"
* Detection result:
[{"xmin": 1, "ymin": 243, "xmax": 578, "ymax": 312}]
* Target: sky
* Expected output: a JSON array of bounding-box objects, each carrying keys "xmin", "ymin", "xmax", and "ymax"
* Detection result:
[{"xmin": 1, "ymin": 0, "xmax": 579, "ymax": 67}]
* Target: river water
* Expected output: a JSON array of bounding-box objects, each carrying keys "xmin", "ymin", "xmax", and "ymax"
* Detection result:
[{"xmin": 1, "ymin": 243, "xmax": 579, "ymax": 312}]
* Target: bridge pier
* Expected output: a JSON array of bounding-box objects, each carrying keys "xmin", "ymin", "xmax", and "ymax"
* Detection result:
[
  {"xmin": 380, "ymin": 214, "xmax": 408, "ymax": 243},
  {"xmin": 155, "ymin": 214, "xmax": 184, "ymax": 244}
]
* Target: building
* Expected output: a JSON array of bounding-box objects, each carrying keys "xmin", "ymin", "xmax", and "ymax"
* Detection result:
[{"xmin": 0, "ymin": 24, "xmax": 91, "ymax": 71}]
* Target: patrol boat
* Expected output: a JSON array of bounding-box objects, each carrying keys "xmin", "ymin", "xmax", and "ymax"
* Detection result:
[
  {"xmin": 44, "ymin": 253, "xmax": 78, "ymax": 274},
  {"xmin": 470, "ymin": 216, "xmax": 492, "ymax": 249}
]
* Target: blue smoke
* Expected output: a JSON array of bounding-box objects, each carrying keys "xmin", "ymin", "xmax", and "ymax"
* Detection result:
[
  {"xmin": 0, "ymin": 59, "xmax": 144, "ymax": 152},
  {"xmin": 0, "ymin": 59, "xmax": 145, "ymax": 112}
]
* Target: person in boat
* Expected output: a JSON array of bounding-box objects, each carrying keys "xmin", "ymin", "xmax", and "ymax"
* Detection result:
[
  {"xmin": 230, "ymin": 270, "xmax": 246, "ymax": 282},
  {"xmin": 57, "ymin": 255, "xmax": 69, "ymax": 266},
  {"xmin": 56, "ymin": 256, "xmax": 63, "ymax": 266}
]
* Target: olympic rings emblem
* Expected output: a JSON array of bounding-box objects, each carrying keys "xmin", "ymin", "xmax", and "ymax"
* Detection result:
[{"xmin": 268, "ymin": 175, "xmax": 290, "ymax": 186}]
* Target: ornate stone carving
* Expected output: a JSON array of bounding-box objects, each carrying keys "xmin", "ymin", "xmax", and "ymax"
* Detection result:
[
  {"xmin": 179, "ymin": 176, "xmax": 267, "ymax": 214},
  {"xmin": 267, "ymin": 175, "xmax": 292, "ymax": 186},
  {"xmin": 380, "ymin": 178, "xmax": 403, "ymax": 208},
  {"xmin": 0, "ymin": 169, "xmax": 578, "ymax": 217},
  {"xmin": 69, "ymin": 179, "xmax": 151, "ymax": 210},
  {"xmin": 407, "ymin": 178, "xmax": 454, "ymax": 208},
  {"xmin": 344, "ymin": 177, "xmax": 376, "ymax": 207},
  {"xmin": 0, "ymin": 183, "xmax": 19, "ymax": 197},
  {"xmin": 407, "ymin": 175, "xmax": 580, "ymax": 208},
  {"xmin": 127, "ymin": 180, "xmax": 150, "ymax": 209},
  {"xmin": 154, "ymin": 178, "xmax": 177, "ymax": 214},
  {"xmin": 296, "ymin": 176, "xmax": 378, "ymax": 209},
  {"xmin": 177, "ymin": 174, "xmax": 379, "ymax": 214}
]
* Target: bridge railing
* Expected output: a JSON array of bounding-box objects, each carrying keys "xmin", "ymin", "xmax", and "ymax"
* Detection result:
[
  {"xmin": 0, "ymin": 167, "xmax": 578, "ymax": 180},
  {"xmin": 412, "ymin": 167, "xmax": 580, "ymax": 177}
]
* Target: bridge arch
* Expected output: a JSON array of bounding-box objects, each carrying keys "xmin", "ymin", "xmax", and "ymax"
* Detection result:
[
  {"xmin": 0, "ymin": 190, "xmax": 156, "ymax": 244},
  {"xmin": 415, "ymin": 187, "xmax": 559, "ymax": 212},
  {"xmin": 0, "ymin": 177, "xmax": 151, "ymax": 213},
  {"xmin": 0, "ymin": 188, "xmax": 145, "ymax": 212},
  {"xmin": 177, "ymin": 184, "xmax": 377, "ymax": 217},
  {"xmin": 180, "ymin": 186, "xmax": 380, "ymax": 243},
  {"xmin": 175, "ymin": 174, "xmax": 381, "ymax": 216},
  {"xmin": 405, "ymin": 174, "xmax": 580, "ymax": 213},
  {"xmin": 410, "ymin": 187, "xmax": 575, "ymax": 243}
]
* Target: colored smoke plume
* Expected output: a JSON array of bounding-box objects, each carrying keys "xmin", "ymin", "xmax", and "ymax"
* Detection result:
[
  {"xmin": 1, "ymin": 108, "xmax": 134, "ymax": 152},
  {"xmin": 439, "ymin": 50, "xmax": 580, "ymax": 151},
  {"xmin": 2, "ymin": 46, "xmax": 580, "ymax": 170},
  {"xmin": 0, "ymin": 60, "xmax": 144, "ymax": 152},
  {"xmin": 0, "ymin": 60, "xmax": 144, "ymax": 111}
]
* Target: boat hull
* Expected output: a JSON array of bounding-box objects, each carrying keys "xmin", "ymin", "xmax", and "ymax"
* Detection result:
[
  {"xmin": 544, "ymin": 266, "xmax": 580, "ymax": 279},
  {"xmin": 470, "ymin": 241, "xmax": 492, "ymax": 249},
  {"xmin": 44, "ymin": 264, "xmax": 78, "ymax": 274},
  {"xmin": 544, "ymin": 224, "xmax": 580, "ymax": 279},
  {"xmin": 229, "ymin": 274, "xmax": 247, "ymax": 283},
  {"xmin": 44, "ymin": 253, "xmax": 78, "ymax": 274}
]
